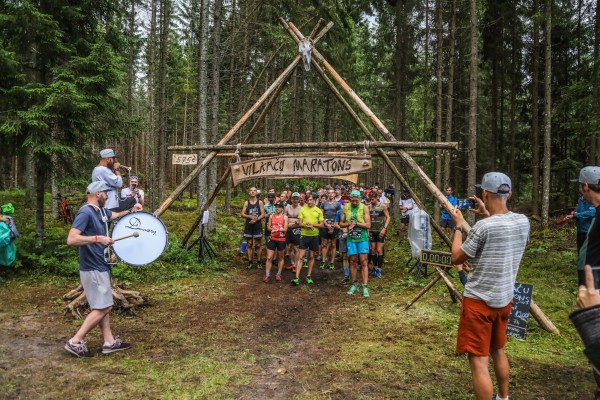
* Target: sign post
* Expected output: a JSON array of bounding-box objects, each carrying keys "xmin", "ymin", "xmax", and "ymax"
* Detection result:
[
  {"xmin": 506, "ymin": 283, "xmax": 534, "ymax": 340},
  {"xmin": 230, "ymin": 154, "xmax": 372, "ymax": 185}
]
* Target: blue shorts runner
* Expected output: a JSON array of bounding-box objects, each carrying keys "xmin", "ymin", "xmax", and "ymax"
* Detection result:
[{"xmin": 347, "ymin": 241, "xmax": 370, "ymax": 256}]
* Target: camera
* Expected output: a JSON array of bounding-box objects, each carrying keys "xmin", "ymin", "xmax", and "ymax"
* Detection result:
[
  {"xmin": 457, "ymin": 198, "xmax": 475, "ymax": 210},
  {"xmin": 131, "ymin": 183, "xmax": 137, "ymax": 189},
  {"xmin": 592, "ymin": 266, "xmax": 600, "ymax": 291}
]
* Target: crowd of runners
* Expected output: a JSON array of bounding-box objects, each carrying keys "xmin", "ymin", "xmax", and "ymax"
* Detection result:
[{"xmin": 238, "ymin": 183, "xmax": 397, "ymax": 297}]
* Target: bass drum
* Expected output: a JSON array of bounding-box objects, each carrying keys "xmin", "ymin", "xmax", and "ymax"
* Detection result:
[{"xmin": 112, "ymin": 212, "xmax": 168, "ymax": 266}]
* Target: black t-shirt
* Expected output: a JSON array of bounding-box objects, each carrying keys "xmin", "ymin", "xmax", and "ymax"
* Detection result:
[{"xmin": 585, "ymin": 205, "xmax": 600, "ymax": 266}]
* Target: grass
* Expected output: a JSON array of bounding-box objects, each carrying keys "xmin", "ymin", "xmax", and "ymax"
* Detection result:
[{"xmin": 0, "ymin": 189, "xmax": 593, "ymax": 399}]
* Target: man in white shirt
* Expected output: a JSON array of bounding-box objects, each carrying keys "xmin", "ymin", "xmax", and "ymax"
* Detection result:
[{"xmin": 121, "ymin": 175, "xmax": 145, "ymax": 206}]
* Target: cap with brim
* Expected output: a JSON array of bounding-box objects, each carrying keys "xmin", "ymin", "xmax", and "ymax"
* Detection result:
[
  {"xmin": 291, "ymin": 192, "xmax": 301, "ymax": 198},
  {"xmin": 100, "ymin": 149, "xmax": 116, "ymax": 158},
  {"xmin": 571, "ymin": 166, "xmax": 600, "ymax": 184},
  {"xmin": 267, "ymin": 193, "xmax": 276, "ymax": 199},
  {"xmin": 334, "ymin": 185, "xmax": 341, "ymax": 189},
  {"xmin": 475, "ymin": 172, "xmax": 511, "ymax": 194},
  {"xmin": 275, "ymin": 202, "xmax": 285, "ymax": 208},
  {"xmin": 87, "ymin": 181, "xmax": 111, "ymax": 194},
  {"xmin": 350, "ymin": 190, "xmax": 361, "ymax": 198},
  {"xmin": 341, "ymin": 195, "xmax": 351, "ymax": 201}
]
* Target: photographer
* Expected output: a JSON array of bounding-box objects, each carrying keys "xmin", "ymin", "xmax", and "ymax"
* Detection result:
[
  {"xmin": 450, "ymin": 172, "xmax": 530, "ymax": 400},
  {"xmin": 573, "ymin": 166, "xmax": 600, "ymax": 398},
  {"xmin": 121, "ymin": 175, "xmax": 145, "ymax": 206}
]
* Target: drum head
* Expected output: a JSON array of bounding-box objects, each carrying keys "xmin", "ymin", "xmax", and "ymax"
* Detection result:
[{"xmin": 112, "ymin": 212, "xmax": 168, "ymax": 266}]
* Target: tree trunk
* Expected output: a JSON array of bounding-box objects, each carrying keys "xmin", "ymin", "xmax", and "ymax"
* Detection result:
[
  {"xmin": 531, "ymin": 0, "xmax": 541, "ymax": 217},
  {"xmin": 434, "ymin": 0, "xmax": 443, "ymax": 222},
  {"xmin": 468, "ymin": 0, "xmax": 479, "ymax": 210},
  {"xmin": 157, "ymin": 0, "xmax": 170, "ymax": 205},
  {"xmin": 146, "ymin": 0, "xmax": 158, "ymax": 209},
  {"xmin": 208, "ymin": 0, "xmax": 223, "ymax": 233},
  {"xmin": 541, "ymin": 0, "xmax": 552, "ymax": 225},
  {"xmin": 197, "ymin": 0, "xmax": 209, "ymax": 211},
  {"xmin": 443, "ymin": 0, "xmax": 456, "ymax": 189}
]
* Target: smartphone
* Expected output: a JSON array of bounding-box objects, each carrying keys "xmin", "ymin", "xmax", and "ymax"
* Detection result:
[
  {"xmin": 592, "ymin": 266, "xmax": 600, "ymax": 291},
  {"xmin": 457, "ymin": 198, "xmax": 475, "ymax": 210}
]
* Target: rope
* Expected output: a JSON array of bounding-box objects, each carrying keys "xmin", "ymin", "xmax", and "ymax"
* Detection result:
[
  {"xmin": 363, "ymin": 140, "xmax": 370, "ymax": 154},
  {"xmin": 234, "ymin": 143, "xmax": 242, "ymax": 164}
]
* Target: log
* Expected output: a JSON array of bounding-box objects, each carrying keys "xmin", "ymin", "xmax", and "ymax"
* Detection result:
[
  {"xmin": 62, "ymin": 284, "xmax": 83, "ymax": 301},
  {"xmin": 168, "ymin": 140, "xmax": 458, "ymax": 152},
  {"xmin": 154, "ymin": 22, "xmax": 333, "ymax": 219},
  {"xmin": 62, "ymin": 282, "xmax": 149, "ymax": 319},
  {"xmin": 212, "ymin": 151, "xmax": 430, "ymax": 158}
]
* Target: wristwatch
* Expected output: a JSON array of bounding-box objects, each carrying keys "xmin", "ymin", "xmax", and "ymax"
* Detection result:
[{"xmin": 454, "ymin": 226, "xmax": 463, "ymax": 232}]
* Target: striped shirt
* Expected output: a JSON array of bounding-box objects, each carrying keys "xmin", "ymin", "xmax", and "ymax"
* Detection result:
[{"xmin": 462, "ymin": 212, "xmax": 530, "ymax": 308}]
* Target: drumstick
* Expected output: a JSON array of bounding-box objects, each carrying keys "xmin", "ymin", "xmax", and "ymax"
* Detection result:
[{"xmin": 113, "ymin": 232, "xmax": 140, "ymax": 242}]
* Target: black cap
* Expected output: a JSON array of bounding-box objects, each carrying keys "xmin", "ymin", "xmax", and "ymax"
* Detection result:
[{"xmin": 267, "ymin": 193, "xmax": 276, "ymax": 199}]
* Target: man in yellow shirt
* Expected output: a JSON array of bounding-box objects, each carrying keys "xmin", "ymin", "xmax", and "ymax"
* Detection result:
[{"xmin": 292, "ymin": 193, "xmax": 324, "ymax": 285}]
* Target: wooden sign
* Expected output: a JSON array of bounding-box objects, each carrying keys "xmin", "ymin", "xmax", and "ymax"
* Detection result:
[
  {"xmin": 172, "ymin": 154, "xmax": 198, "ymax": 165},
  {"xmin": 420, "ymin": 249, "xmax": 453, "ymax": 268},
  {"xmin": 230, "ymin": 155, "xmax": 372, "ymax": 185},
  {"xmin": 506, "ymin": 283, "xmax": 533, "ymax": 340}
]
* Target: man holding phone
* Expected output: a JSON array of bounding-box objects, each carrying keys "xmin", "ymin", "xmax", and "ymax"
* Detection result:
[
  {"xmin": 121, "ymin": 175, "xmax": 145, "ymax": 206},
  {"xmin": 450, "ymin": 172, "xmax": 530, "ymax": 400},
  {"xmin": 573, "ymin": 166, "xmax": 600, "ymax": 399}
]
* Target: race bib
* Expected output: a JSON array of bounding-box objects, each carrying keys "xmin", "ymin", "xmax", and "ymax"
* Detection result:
[
  {"xmin": 349, "ymin": 228, "xmax": 362, "ymax": 240},
  {"xmin": 292, "ymin": 228, "xmax": 301, "ymax": 235}
]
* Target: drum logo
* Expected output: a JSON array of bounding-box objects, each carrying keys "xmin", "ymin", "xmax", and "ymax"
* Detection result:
[{"xmin": 126, "ymin": 217, "xmax": 157, "ymax": 236}]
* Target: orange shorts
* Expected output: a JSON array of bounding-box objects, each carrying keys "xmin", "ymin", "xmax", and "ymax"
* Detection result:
[{"xmin": 457, "ymin": 297, "xmax": 513, "ymax": 357}]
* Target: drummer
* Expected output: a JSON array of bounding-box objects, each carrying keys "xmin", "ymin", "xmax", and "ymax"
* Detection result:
[{"xmin": 64, "ymin": 181, "xmax": 142, "ymax": 357}]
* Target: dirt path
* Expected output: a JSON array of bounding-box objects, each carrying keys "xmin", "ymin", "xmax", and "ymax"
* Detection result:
[{"xmin": 0, "ymin": 263, "xmax": 362, "ymax": 399}]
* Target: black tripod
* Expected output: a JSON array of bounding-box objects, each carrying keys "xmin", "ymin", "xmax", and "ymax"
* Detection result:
[{"xmin": 189, "ymin": 223, "xmax": 216, "ymax": 268}]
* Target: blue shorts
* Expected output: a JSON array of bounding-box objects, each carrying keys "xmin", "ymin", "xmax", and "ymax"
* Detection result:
[{"xmin": 347, "ymin": 241, "xmax": 370, "ymax": 257}]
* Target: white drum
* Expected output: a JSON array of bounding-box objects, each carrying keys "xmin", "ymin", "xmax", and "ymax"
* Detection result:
[{"xmin": 112, "ymin": 212, "xmax": 168, "ymax": 266}]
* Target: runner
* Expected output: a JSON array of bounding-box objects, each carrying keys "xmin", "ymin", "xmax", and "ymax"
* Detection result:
[
  {"xmin": 240, "ymin": 187, "xmax": 265, "ymax": 269},
  {"xmin": 263, "ymin": 193, "xmax": 277, "ymax": 245},
  {"xmin": 319, "ymin": 188, "xmax": 341, "ymax": 270},
  {"xmin": 339, "ymin": 190, "xmax": 372, "ymax": 297},
  {"xmin": 292, "ymin": 193, "xmax": 324, "ymax": 286},
  {"xmin": 264, "ymin": 202, "xmax": 288, "ymax": 283},
  {"xmin": 335, "ymin": 195, "xmax": 352, "ymax": 283},
  {"xmin": 285, "ymin": 192, "xmax": 302, "ymax": 272},
  {"xmin": 368, "ymin": 191, "xmax": 390, "ymax": 278}
]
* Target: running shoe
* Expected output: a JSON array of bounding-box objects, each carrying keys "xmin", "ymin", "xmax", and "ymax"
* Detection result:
[
  {"xmin": 262, "ymin": 276, "xmax": 269, "ymax": 283},
  {"xmin": 316, "ymin": 255, "xmax": 322, "ymax": 261},
  {"xmin": 329, "ymin": 263, "xmax": 335, "ymax": 270},
  {"xmin": 340, "ymin": 275, "xmax": 351, "ymax": 284},
  {"xmin": 64, "ymin": 340, "xmax": 93, "ymax": 357},
  {"xmin": 286, "ymin": 265, "xmax": 295, "ymax": 270},
  {"xmin": 306, "ymin": 276, "xmax": 314, "ymax": 284},
  {"xmin": 319, "ymin": 263, "xmax": 326, "ymax": 270},
  {"xmin": 234, "ymin": 252, "xmax": 245, "ymax": 259},
  {"xmin": 303, "ymin": 259, "xmax": 308, "ymax": 268},
  {"xmin": 256, "ymin": 262, "xmax": 263, "ymax": 269},
  {"xmin": 373, "ymin": 267, "xmax": 382, "ymax": 278},
  {"xmin": 362, "ymin": 286, "xmax": 370, "ymax": 297},
  {"xmin": 246, "ymin": 262, "xmax": 253, "ymax": 270},
  {"xmin": 347, "ymin": 283, "xmax": 359, "ymax": 295},
  {"xmin": 275, "ymin": 275, "xmax": 282, "ymax": 282},
  {"xmin": 102, "ymin": 336, "xmax": 131, "ymax": 354},
  {"xmin": 368, "ymin": 268, "xmax": 377, "ymax": 277},
  {"xmin": 291, "ymin": 278, "xmax": 300, "ymax": 286}
]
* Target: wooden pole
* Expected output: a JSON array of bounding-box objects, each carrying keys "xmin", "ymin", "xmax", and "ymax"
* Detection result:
[
  {"xmin": 285, "ymin": 20, "xmax": 558, "ymax": 333},
  {"xmin": 404, "ymin": 274, "xmax": 443, "ymax": 310},
  {"xmin": 168, "ymin": 141, "xmax": 458, "ymax": 152},
  {"xmin": 179, "ymin": 23, "xmax": 333, "ymax": 246},
  {"xmin": 152, "ymin": 23, "xmax": 333, "ymax": 218},
  {"xmin": 282, "ymin": 17, "xmax": 460, "ymax": 301},
  {"xmin": 212, "ymin": 151, "xmax": 430, "ymax": 158}
]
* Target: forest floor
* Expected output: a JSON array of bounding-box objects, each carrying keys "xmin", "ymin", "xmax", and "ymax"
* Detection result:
[
  {"xmin": 0, "ymin": 242, "xmax": 593, "ymax": 400},
  {"xmin": 0, "ymin": 192, "xmax": 594, "ymax": 399}
]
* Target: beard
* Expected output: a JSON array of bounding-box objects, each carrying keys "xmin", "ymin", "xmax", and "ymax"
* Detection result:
[
  {"xmin": 97, "ymin": 194, "xmax": 107, "ymax": 208},
  {"xmin": 107, "ymin": 160, "xmax": 114, "ymax": 170}
]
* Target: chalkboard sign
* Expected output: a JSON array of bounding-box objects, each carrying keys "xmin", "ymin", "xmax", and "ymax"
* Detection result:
[{"xmin": 506, "ymin": 283, "xmax": 533, "ymax": 340}]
